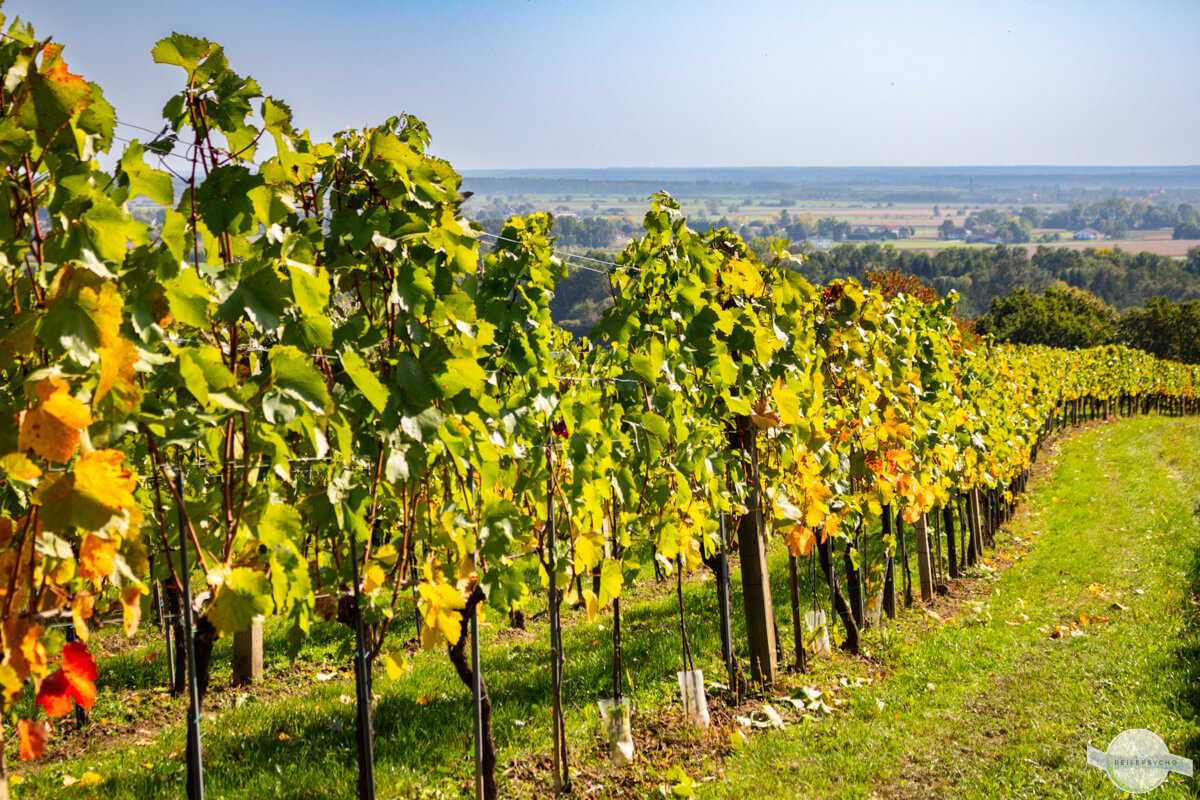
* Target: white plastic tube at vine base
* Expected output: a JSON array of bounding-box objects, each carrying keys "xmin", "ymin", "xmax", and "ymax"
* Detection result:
[{"xmin": 677, "ymin": 669, "xmax": 710, "ymax": 729}]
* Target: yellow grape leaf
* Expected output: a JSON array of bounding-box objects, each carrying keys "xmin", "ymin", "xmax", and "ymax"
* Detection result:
[
  {"xmin": 79, "ymin": 534, "xmax": 117, "ymax": 581},
  {"xmin": 0, "ymin": 452, "xmax": 42, "ymax": 483},
  {"xmin": 573, "ymin": 529, "xmax": 604, "ymax": 574},
  {"xmin": 730, "ymin": 729, "xmax": 747, "ymax": 750},
  {"xmin": 71, "ymin": 592, "xmax": 95, "ymax": 642},
  {"xmin": 418, "ymin": 582, "xmax": 465, "ymax": 649},
  {"xmin": 582, "ymin": 590, "xmax": 599, "ymax": 623},
  {"xmin": 79, "ymin": 771, "xmax": 104, "ymax": 786},
  {"xmin": 597, "ymin": 559, "xmax": 623, "ymax": 606},
  {"xmin": 382, "ymin": 651, "xmax": 411, "ymax": 680},
  {"xmin": 363, "ymin": 563, "xmax": 386, "ymax": 595},
  {"xmin": 18, "ymin": 380, "xmax": 92, "ymax": 463},
  {"xmin": 804, "ymin": 484, "xmax": 832, "ymax": 527},
  {"xmin": 0, "ymin": 664, "xmax": 23, "ymax": 704},
  {"xmin": 73, "ymin": 449, "xmax": 137, "ymax": 512},
  {"xmin": 772, "ymin": 378, "xmax": 801, "ymax": 426}
]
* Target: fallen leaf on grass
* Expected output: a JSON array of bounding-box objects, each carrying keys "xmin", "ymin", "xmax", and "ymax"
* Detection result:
[{"xmin": 1048, "ymin": 623, "xmax": 1085, "ymax": 639}]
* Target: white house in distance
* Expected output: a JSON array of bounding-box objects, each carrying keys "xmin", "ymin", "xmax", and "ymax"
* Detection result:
[{"xmin": 1073, "ymin": 227, "xmax": 1103, "ymax": 241}]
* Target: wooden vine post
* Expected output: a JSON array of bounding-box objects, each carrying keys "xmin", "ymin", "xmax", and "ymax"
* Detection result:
[
  {"xmin": 881, "ymin": 508, "xmax": 897, "ymax": 619},
  {"xmin": 913, "ymin": 513, "xmax": 934, "ymax": 602},
  {"xmin": 943, "ymin": 504, "xmax": 959, "ymax": 580},
  {"xmin": 733, "ymin": 415, "xmax": 778, "ymax": 684},
  {"xmin": 231, "ymin": 624, "xmax": 263, "ymax": 686}
]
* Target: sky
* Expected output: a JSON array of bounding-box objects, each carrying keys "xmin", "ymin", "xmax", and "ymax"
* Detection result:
[{"xmin": 2, "ymin": 0, "xmax": 1198, "ymax": 170}]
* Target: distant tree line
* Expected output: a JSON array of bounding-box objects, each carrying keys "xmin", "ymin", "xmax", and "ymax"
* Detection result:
[
  {"xmin": 977, "ymin": 286, "xmax": 1200, "ymax": 364},
  {"xmin": 690, "ymin": 211, "xmax": 883, "ymax": 247},
  {"xmin": 476, "ymin": 215, "xmax": 625, "ymax": 249},
  {"xmin": 1036, "ymin": 199, "xmax": 1200, "ymax": 239},
  {"xmin": 793, "ymin": 243, "xmax": 1200, "ymax": 317}
]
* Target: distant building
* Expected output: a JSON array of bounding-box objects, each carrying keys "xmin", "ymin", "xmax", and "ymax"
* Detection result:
[
  {"xmin": 944, "ymin": 227, "xmax": 970, "ymax": 242},
  {"xmin": 1073, "ymin": 228, "xmax": 1102, "ymax": 240},
  {"xmin": 966, "ymin": 231, "xmax": 1003, "ymax": 244},
  {"xmin": 803, "ymin": 237, "xmax": 832, "ymax": 250},
  {"xmin": 874, "ymin": 225, "xmax": 901, "ymax": 240}
]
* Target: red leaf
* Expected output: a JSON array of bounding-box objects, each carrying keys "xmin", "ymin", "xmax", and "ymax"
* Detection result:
[
  {"xmin": 34, "ymin": 642, "xmax": 98, "ymax": 717},
  {"xmin": 35, "ymin": 670, "xmax": 73, "ymax": 718},
  {"xmin": 62, "ymin": 641, "xmax": 98, "ymax": 710},
  {"xmin": 18, "ymin": 718, "xmax": 50, "ymax": 760}
]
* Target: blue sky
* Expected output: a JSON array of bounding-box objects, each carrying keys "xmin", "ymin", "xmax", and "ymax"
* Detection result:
[{"xmin": 3, "ymin": 0, "xmax": 1198, "ymax": 169}]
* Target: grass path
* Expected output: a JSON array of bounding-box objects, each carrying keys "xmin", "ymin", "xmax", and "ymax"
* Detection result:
[
  {"xmin": 14, "ymin": 416, "xmax": 1200, "ymax": 798},
  {"xmin": 720, "ymin": 416, "xmax": 1200, "ymax": 799}
]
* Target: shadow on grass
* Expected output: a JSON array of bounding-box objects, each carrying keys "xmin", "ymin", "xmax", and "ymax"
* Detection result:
[{"xmin": 98, "ymin": 617, "xmax": 352, "ymax": 692}]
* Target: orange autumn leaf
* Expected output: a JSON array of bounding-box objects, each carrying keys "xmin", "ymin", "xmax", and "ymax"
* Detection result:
[
  {"xmin": 74, "ymin": 450, "xmax": 136, "ymax": 512},
  {"xmin": 784, "ymin": 527, "xmax": 817, "ymax": 557},
  {"xmin": 95, "ymin": 338, "xmax": 142, "ymax": 412},
  {"xmin": 20, "ymin": 624, "xmax": 48, "ymax": 676},
  {"xmin": 40, "ymin": 44, "xmax": 91, "ymax": 111},
  {"xmin": 79, "ymin": 533, "xmax": 117, "ymax": 581},
  {"xmin": 2, "ymin": 619, "xmax": 35, "ymax": 680},
  {"xmin": 78, "ymin": 283, "xmax": 122, "ymax": 349},
  {"xmin": 18, "ymin": 718, "xmax": 50, "ymax": 760},
  {"xmin": 18, "ymin": 380, "xmax": 92, "ymax": 463},
  {"xmin": 121, "ymin": 585, "xmax": 143, "ymax": 637},
  {"xmin": 71, "ymin": 592, "xmax": 96, "ymax": 642},
  {"xmin": 750, "ymin": 396, "xmax": 782, "ymax": 430},
  {"xmin": 885, "ymin": 448, "xmax": 914, "ymax": 471}
]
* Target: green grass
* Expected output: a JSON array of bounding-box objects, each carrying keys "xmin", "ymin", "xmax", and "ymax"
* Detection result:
[
  {"xmin": 722, "ymin": 416, "xmax": 1200, "ymax": 799},
  {"xmin": 13, "ymin": 416, "xmax": 1200, "ymax": 798}
]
